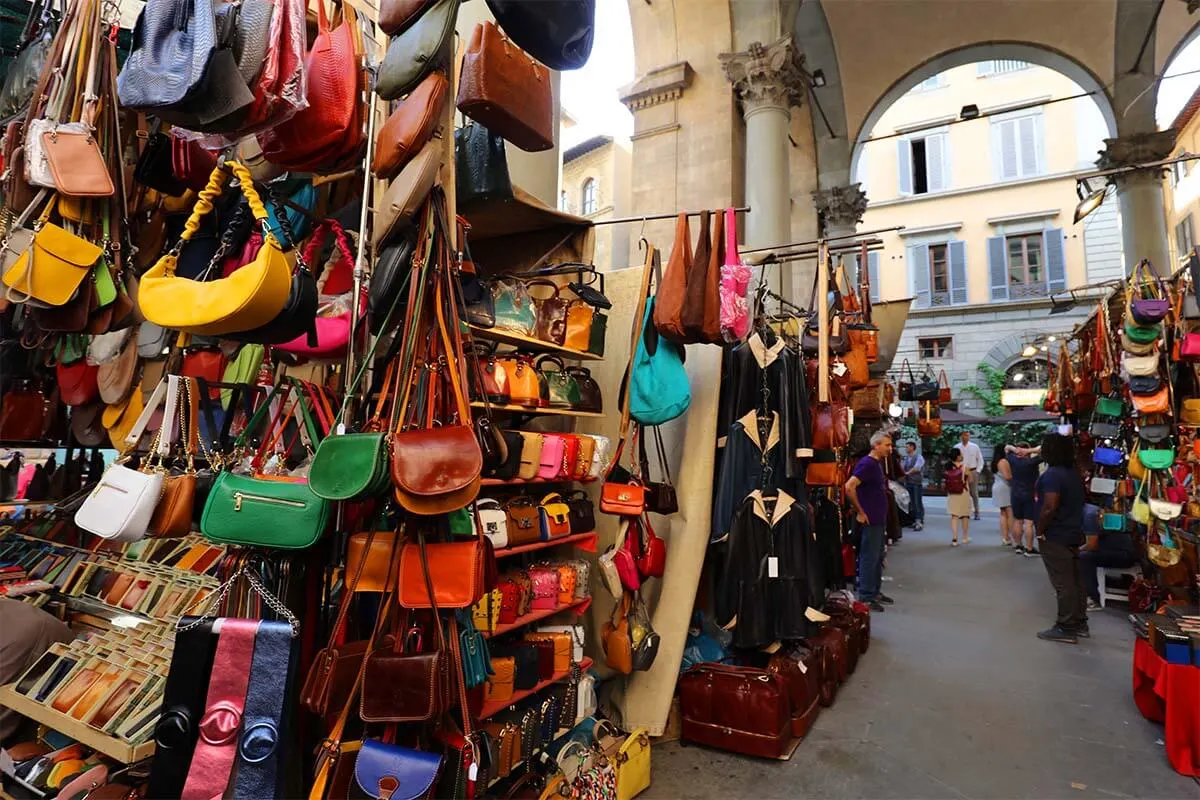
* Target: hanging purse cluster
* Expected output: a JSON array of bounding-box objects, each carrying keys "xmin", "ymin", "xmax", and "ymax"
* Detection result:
[{"xmin": 654, "ymin": 208, "xmax": 746, "ymax": 345}]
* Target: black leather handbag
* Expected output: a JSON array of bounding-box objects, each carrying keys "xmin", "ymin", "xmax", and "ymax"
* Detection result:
[
  {"xmin": 487, "ymin": 430, "xmax": 524, "ymax": 480},
  {"xmin": 639, "ymin": 427, "xmax": 678, "ymax": 515},
  {"xmin": 565, "ymin": 490, "xmax": 594, "ymax": 533},
  {"xmin": 566, "ymin": 366, "xmax": 601, "ymax": 412},
  {"xmin": 134, "ymin": 128, "xmax": 188, "ymax": 197},
  {"xmin": 491, "ymin": 643, "xmax": 540, "ymax": 690},
  {"xmin": 483, "ymin": 0, "xmax": 595, "ymax": 71},
  {"xmin": 456, "ymin": 123, "xmax": 513, "ymax": 206},
  {"xmin": 369, "ymin": 228, "xmax": 417, "ymax": 334}
]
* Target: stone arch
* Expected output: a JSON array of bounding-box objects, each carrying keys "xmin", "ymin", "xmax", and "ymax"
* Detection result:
[
  {"xmin": 979, "ymin": 332, "xmax": 1056, "ymax": 376},
  {"xmin": 848, "ymin": 42, "xmax": 1119, "ymax": 180}
]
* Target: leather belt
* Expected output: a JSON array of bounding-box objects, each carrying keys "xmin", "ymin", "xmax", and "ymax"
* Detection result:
[
  {"xmin": 233, "ymin": 620, "xmax": 293, "ymax": 800},
  {"xmin": 181, "ymin": 618, "xmax": 260, "ymax": 799},
  {"xmin": 147, "ymin": 619, "xmax": 218, "ymax": 800}
]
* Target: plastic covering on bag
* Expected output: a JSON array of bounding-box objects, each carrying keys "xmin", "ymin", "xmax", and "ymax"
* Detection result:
[
  {"xmin": 680, "ymin": 612, "xmax": 732, "ymax": 673},
  {"xmin": 889, "ymin": 480, "xmax": 910, "ymax": 514}
]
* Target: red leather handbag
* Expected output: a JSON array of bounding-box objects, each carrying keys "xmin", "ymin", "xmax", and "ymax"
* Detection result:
[
  {"xmin": 679, "ymin": 664, "xmax": 791, "ymax": 758},
  {"xmin": 497, "ymin": 579, "xmax": 520, "ymax": 624},
  {"xmin": 767, "ymin": 646, "xmax": 822, "ymax": 738},
  {"xmin": 57, "ymin": 362, "xmax": 99, "ymax": 407},
  {"xmin": 180, "ymin": 349, "xmax": 227, "ymax": 400},
  {"xmin": 258, "ymin": 1, "xmax": 364, "ymax": 171},
  {"xmin": 629, "ymin": 515, "xmax": 666, "ymax": 580}
]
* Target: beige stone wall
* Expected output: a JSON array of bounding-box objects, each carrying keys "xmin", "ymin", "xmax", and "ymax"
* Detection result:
[{"xmin": 562, "ymin": 140, "xmax": 633, "ymax": 270}]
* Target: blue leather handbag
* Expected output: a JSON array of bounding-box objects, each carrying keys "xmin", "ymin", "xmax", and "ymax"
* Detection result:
[
  {"xmin": 1092, "ymin": 446, "xmax": 1124, "ymax": 467},
  {"xmin": 630, "ymin": 297, "xmax": 690, "ymax": 426},
  {"xmin": 353, "ymin": 739, "xmax": 442, "ymax": 800},
  {"xmin": 118, "ymin": 0, "xmax": 216, "ymax": 110}
]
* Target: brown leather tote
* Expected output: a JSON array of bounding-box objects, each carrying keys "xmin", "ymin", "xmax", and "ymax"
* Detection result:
[
  {"xmin": 682, "ymin": 210, "xmax": 723, "ymax": 344},
  {"xmin": 456, "ymin": 21, "xmax": 554, "ymax": 152},
  {"xmin": 653, "ymin": 212, "xmax": 691, "ymax": 343},
  {"xmin": 372, "ymin": 71, "xmax": 449, "ymax": 179},
  {"xmin": 148, "ymin": 377, "xmax": 200, "ymax": 538}
]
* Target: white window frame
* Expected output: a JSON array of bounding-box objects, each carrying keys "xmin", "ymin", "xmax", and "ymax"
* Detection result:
[
  {"xmin": 898, "ymin": 128, "xmax": 950, "ymax": 196},
  {"xmin": 910, "ymin": 74, "xmax": 944, "ymax": 93},
  {"xmin": 977, "ymin": 60, "xmax": 1030, "ymax": 77},
  {"xmin": 918, "ymin": 336, "xmax": 954, "ymax": 359},
  {"xmin": 581, "ymin": 179, "xmax": 597, "ymax": 215}
]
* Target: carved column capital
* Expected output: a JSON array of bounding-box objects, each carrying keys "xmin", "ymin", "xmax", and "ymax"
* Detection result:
[
  {"xmin": 1097, "ymin": 130, "xmax": 1177, "ymax": 183},
  {"xmin": 719, "ymin": 36, "xmax": 805, "ymax": 113},
  {"xmin": 812, "ymin": 184, "xmax": 869, "ymax": 233}
]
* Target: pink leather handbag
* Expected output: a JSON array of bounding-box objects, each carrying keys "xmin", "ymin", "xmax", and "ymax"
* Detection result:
[
  {"xmin": 720, "ymin": 207, "xmax": 751, "ymax": 341},
  {"xmin": 537, "ymin": 434, "xmax": 567, "ymax": 480},
  {"xmin": 277, "ymin": 221, "xmax": 361, "ymax": 359},
  {"xmin": 528, "ymin": 567, "xmax": 561, "ymax": 610}
]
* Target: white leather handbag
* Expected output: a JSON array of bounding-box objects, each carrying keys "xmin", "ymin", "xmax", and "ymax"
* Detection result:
[
  {"xmin": 86, "ymin": 329, "xmax": 132, "ymax": 365},
  {"xmin": 74, "ymin": 377, "xmax": 176, "ymax": 543},
  {"xmin": 597, "ymin": 519, "xmax": 629, "ymax": 599},
  {"xmin": 1122, "ymin": 352, "xmax": 1160, "ymax": 377},
  {"xmin": 477, "ymin": 498, "xmax": 509, "ymax": 549},
  {"xmin": 588, "ymin": 435, "xmax": 612, "ymax": 479},
  {"xmin": 576, "ymin": 673, "xmax": 597, "ymax": 721}
]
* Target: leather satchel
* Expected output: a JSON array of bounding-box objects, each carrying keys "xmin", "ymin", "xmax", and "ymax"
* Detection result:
[
  {"xmin": 398, "ymin": 531, "xmax": 489, "ymax": 609},
  {"xmin": 457, "ymin": 21, "xmax": 554, "ymax": 152},
  {"xmin": 601, "ymin": 593, "xmax": 634, "ymax": 674},
  {"xmin": 376, "ymin": 0, "xmax": 459, "ymax": 101},
  {"xmin": 373, "ymin": 140, "xmax": 440, "ymax": 248},
  {"xmin": 373, "ymin": 71, "xmax": 449, "ymax": 180},
  {"xmin": 40, "ymin": 129, "xmax": 114, "ymax": 197},
  {"xmin": 679, "ymin": 664, "xmax": 791, "ymax": 758},
  {"xmin": 361, "ymin": 625, "xmax": 451, "ymax": 723},
  {"xmin": 503, "ymin": 497, "xmax": 541, "ymax": 545},
  {"xmin": 2, "ymin": 204, "xmax": 102, "ymax": 307}
]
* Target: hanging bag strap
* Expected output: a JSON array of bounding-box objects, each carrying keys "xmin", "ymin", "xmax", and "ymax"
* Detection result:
[{"xmin": 607, "ymin": 244, "xmax": 659, "ymax": 480}]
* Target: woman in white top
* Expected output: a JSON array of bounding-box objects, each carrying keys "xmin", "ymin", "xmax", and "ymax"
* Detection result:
[{"xmin": 991, "ymin": 450, "xmax": 1014, "ymax": 547}]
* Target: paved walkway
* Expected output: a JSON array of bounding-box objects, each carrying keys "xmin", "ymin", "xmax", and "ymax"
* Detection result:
[{"xmin": 647, "ymin": 500, "xmax": 1199, "ymax": 799}]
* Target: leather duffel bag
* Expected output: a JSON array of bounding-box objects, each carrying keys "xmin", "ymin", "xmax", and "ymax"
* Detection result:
[
  {"xmin": 767, "ymin": 646, "xmax": 822, "ymax": 738},
  {"xmin": 678, "ymin": 664, "xmax": 791, "ymax": 758}
]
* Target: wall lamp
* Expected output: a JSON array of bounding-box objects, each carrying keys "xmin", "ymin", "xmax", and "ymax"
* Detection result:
[
  {"xmin": 959, "ymin": 104, "xmax": 980, "ymax": 120},
  {"xmin": 1074, "ymin": 179, "xmax": 1109, "ymax": 223}
]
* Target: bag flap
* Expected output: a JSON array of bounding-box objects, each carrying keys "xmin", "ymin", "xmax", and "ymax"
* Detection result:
[
  {"xmin": 35, "ymin": 223, "xmax": 103, "ymax": 268},
  {"xmin": 354, "ymin": 740, "xmax": 442, "ymax": 800},
  {"xmin": 392, "ymin": 426, "xmax": 482, "ymax": 496},
  {"xmin": 1138, "ymin": 424, "xmax": 1172, "ymax": 443}
]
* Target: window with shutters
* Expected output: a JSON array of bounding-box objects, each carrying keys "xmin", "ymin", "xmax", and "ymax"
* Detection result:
[
  {"xmin": 1170, "ymin": 160, "xmax": 1189, "ymax": 188},
  {"xmin": 898, "ymin": 132, "xmax": 947, "ymax": 195},
  {"xmin": 929, "ymin": 244, "xmax": 950, "ymax": 305},
  {"xmin": 1005, "ymin": 234, "xmax": 1046, "ymax": 298},
  {"xmin": 977, "ymin": 60, "xmax": 1029, "ymax": 76},
  {"xmin": 918, "ymin": 337, "xmax": 954, "ymax": 359},
  {"xmin": 992, "ymin": 114, "xmax": 1042, "ymax": 180},
  {"xmin": 581, "ymin": 179, "xmax": 597, "ymax": 215},
  {"xmin": 909, "ymin": 240, "xmax": 966, "ymax": 308},
  {"xmin": 1176, "ymin": 216, "xmax": 1194, "ymax": 259},
  {"xmin": 988, "ymin": 229, "xmax": 1066, "ymax": 302}
]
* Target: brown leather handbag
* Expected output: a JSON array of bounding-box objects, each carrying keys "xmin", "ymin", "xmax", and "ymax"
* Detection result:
[
  {"xmin": 484, "ymin": 658, "xmax": 516, "ymax": 705},
  {"xmin": 97, "ymin": 330, "xmax": 139, "ymax": 405},
  {"xmin": 527, "ymin": 279, "xmax": 569, "ymax": 344},
  {"xmin": 147, "ymin": 378, "xmax": 200, "ymax": 539},
  {"xmin": 811, "ymin": 391, "xmax": 850, "ymax": 450},
  {"xmin": 767, "ymin": 646, "xmax": 822, "ymax": 738},
  {"xmin": 654, "ymin": 212, "xmax": 691, "ymax": 342},
  {"xmin": 361, "ymin": 618, "xmax": 452, "ymax": 723},
  {"xmin": 503, "ymin": 497, "xmax": 541, "ymax": 545},
  {"xmin": 346, "ymin": 530, "xmax": 401, "ymax": 593},
  {"xmin": 566, "ymin": 366, "xmax": 602, "ymax": 413},
  {"xmin": 372, "ymin": 71, "xmax": 448, "ymax": 180},
  {"xmin": 456, "ymin": 21, "xmax": 554, "ymax": 152},
  {"xmin": 378, "ymin": 0, "xmax": 438, "ymax": 35},
  {"xmin": 681, "ymin": 210, "xmax": 723, "ymax": 344},
  {"xmin": 678, "ymin": 663, "xmax": 791, "ymax": 758},
  {"xmin": 849, "ymin": 380, "xmax": 885, "ymax": 419},
  {"xmin": 601, "ymin": 593, "xmax": 634, "ymax": 674}
]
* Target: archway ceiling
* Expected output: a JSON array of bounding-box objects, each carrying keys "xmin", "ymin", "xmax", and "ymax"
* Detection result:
[{"xmin": 820, "ymin": 0, "xmax": 1120, "ymax": 143}]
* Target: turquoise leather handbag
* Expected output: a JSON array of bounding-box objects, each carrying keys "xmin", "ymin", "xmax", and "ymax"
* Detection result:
[
  {"xmin": 630, "ymin": 297, "xmax": 690, "ymax": 425},
  {"xmin": 457, "ymin": 611, "xmax": 492, "ymax": 689}
]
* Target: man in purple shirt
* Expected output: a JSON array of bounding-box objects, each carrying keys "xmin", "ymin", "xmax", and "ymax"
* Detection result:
[{"xmin": 845, "ymin": 431, "xmax": 894, "ymax": 612}]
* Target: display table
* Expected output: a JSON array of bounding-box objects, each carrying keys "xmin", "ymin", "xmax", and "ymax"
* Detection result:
[{"xmin": 1131, "ymin": 637, "xmax": 1199, "ymax": 777}]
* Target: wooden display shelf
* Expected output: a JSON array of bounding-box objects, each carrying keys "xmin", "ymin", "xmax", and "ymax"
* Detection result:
[
  {"xmin": 482, "ymin": 597, "xmax": 592, "ymax": 639},
  {"xmin": 481, "ymin": 476, "xmax": 597, "ymax": 487},
  {"xmin": 494, "ymin": 532, "xmax": 598, "ymax": 560},
  {"xmin": 470, "ymin": 402, "xmax": 602, "ymax": 419},
  {"xmin": 467, "ymin": 325, "xmax": 602, "ymax": 362},
  {"xmin": 479, "ymin": 657, "xmax": 594, "ymax": 720},
  {"xmin": 0, "ymin": 685, "xmax": 155, "ymax": 764}
]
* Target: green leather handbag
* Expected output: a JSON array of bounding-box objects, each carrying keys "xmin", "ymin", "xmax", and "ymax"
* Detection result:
[
  {"xmin": 201, "ymin": 471, "xmax": 331, "ymax": 549},
  {"xmin": 1094, "ymin": 396, "xmax": 1124, "ymax": 418},
  {"xmin": 491, "ymin": 277, "xmax": 536, "ymax": 336},
  {"xmin": 1123, "ymin": 319, "xmax": 1161, "ymax": 345},
  {"xmin": 308, "ymin": 432, "xmax": 390, "ymax": 500},
  {"xmin": 537, "ymin": 356, "xmax": 581, "ymax": 408},
  {"xmin": 1137, "ymin": 447, "xmax": 1175, "ymax": 470}
]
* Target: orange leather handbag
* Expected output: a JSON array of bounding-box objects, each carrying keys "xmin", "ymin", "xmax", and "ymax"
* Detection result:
[
  {"xmin": 372, "ymin": 71, "xmax": 448, "ymax": 179},
  {"xmin": 602, "ymin": 593, "xmax": 634, "ymax": 675},
  {"xmin": 564, "ymin": 300, "xmax": 594, "ymax": 352},
  {"xmin": 347, "ymin": 530, "xmax": 401, "ymax": 593},
  {"xmin": 654, "ymin": 212, "xmax": 691, "ymax": 343},
  {"xmin": 398, "ymin": 528, "xmax": 489, "ymax": 609},
  {"xmin": 1131, "ymin": 386, "xmax": 1170, "ymax": 415},
  {"xmin": 500, "ymin": 356, "xmax": 540, "ymax": 407}
]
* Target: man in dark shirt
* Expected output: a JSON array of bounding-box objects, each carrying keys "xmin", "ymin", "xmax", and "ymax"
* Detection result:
[
  {"xmin": 1033, "ymin": 434, "xmax": 1088, "ymax": 644},
  {"xmin": 1005, "ymin": 442, "xmax": 1042, "ymax": 555},
  {"xmin": 845, "ymin": 431, "xmax": 893, "ymax": 612}
]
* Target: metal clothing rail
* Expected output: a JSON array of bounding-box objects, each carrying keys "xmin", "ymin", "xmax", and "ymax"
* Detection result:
[
  {"xmin": 753, "ymin": 239, "xmax": 886, "ymax": 265},
  {"xmin": 740, "ymin": 225, "xmax": 906, "ymax": 255},
  {"xmin": 590, "ymin": 206, "xmax": 751, "ymax": 226}
]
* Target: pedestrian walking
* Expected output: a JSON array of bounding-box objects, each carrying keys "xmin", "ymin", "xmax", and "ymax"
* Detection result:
[
  {"xmin": 944, "ymin": 450, "xmax": 972, "ymax": 545},
  {"xmin": 953, "ymin": 431, "xmax": 985, "ymax": 520}
]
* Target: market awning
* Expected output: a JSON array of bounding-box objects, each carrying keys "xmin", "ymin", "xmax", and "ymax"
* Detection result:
[{"xmin": 868, "ymin": 297, "xmax": 915, "ymax": 377}]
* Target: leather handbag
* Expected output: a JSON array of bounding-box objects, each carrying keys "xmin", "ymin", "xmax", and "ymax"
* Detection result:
[
  {"xmin": 681, "ymin": 210, "xmax": 722, "ymax": 344},
  {"xmin": 1130, "ymin": 386, "xmax": 1169, "ymax": 415},
  {"xmin": 678, "ymin": 664, "xmax": 791, "ymax": 758},
  {"xmin": 653, "ymin": 212, "xmax": 691, "ymax": 342},
  {"xmin": 138, "ymin": 162, "xmax": 291, "ymax": 335},
  {"xmin": 1129, "ymin": 374, "xmax": 1161, "ymax": 395},
  {"xmin": 361, "ymin": 622, "xmax": 451, "ymax": 723},
  {"xmin": 96, "ymin": 332, "xmax": 138, "ymax": 404},
  {"xmin": 486, "ymin": 657, "xmax": 516, "ymax": 703},
  {"xmin": 473, "ymin": 353, "xmax": 510, "ymax": 404},
  {"xmin": 527, "ymin": 280, "xmax": 570, "ymax": 343},
  {"xmin": 1093, "ymin": 446, "xmax": 1124, "ymax": 467},
  {"xmin": 537, "ymin": 434, "xmax": 567, "ymax": 480},
  {"xmin": 455, "ymin": 122, "xmax": 514, "ymax": 205},
  {"xmin": 1124, "ymin": 318, "xmax": 1161, "ymax": 346},
  {"xmin": 564, "ymin": 301, "xmax": 595, "ymax": 352},
  {"xmin": 767, "ymin": 647, "xmax": 822, "ymax": 738},
  {"xmin": 502, "ymin": 356, "xmax": 541, "ymax": 407},
  {"xmin": 0, "ymin": 382, "xmax": 47, "ymax": 441},
  {"xmin": 40, "ymin": 127, "xmax": 114, "ymax": 197},
  {"xmin": 376, "ymin": 0, "xmax": 459, "ymax": 100},
  {"xmin": 504, "ymin": 497, "xmax": 541, "ymax": 545},
  {"xmin": 517, "ymin": 432, "xmax": 545, "ymax": 479},
  {"xmin": 528, "ymin": 567, "xmax": 560, "ymax": 610},
  {"xmin": 457, "ymin": 21, "xmax": 554, "ymax": 152},
  {"xmin": 2, "ymin": 201, "xmax": 102, "ymax": 307},
  {"xmin": 602, "ymin": 593, "xmax": 634, "ymax": 674},
  {"xmin": 1179, "ymin": 332, "xmax": 1200, "ymax": 360},
  {"xmin": 369, "ymin": 228, "xmax": 418, "ymax": 334},
  {"xmin": 538, "ymin": 358, "xmax": 581, "ymax": 408},
  {"xmin": 116, "ymin": 0, "xmax": 216, "ymax": 112},
  {"xmin": 566, "ymin": 491, "xmax": 595, "ymax": 533},
  {"xmin": 349, "ymin": 740, "xmax": 442, "ymax": 800},
  {"xmin": 1122, "ymin": 352, "xmax": 1160, "ymax": 377},
  {"xmin": 478, "ymin": 499, "xmax": 509, "ymax": 548},
  {"xmin": 538, "ymin": 493, "xmax": 571, "ymax": 540},
  {"xmin": 630, "ymin": 515, "xmax": 666, "ymax": 580},
  {"xmin": 524, "ymin": 631, "xmax": 572, "ymax": 674},
  {"xmin": 346, "ymin": 531, "xmax": 401, "ymax": 593},
  {"xmin": 1120, "ymin": 330, "xmax": 1158, "ymax": 356},
  {"xmin": 572, "ymin": 436, "xmax": 597, "ymax": 480},
  {"xmin": 373, "ymin": 140, "xmax": 441, "ymax": 248},
  {"xmin": 374, "ymin": 71, "xmax": 448, "ymax": 179},
  {"xmin": 57, "ymin": 361, "xmax": 99, "ymax": 407},
  {"xmin": 398, "ymin": 529, "xmax": 489, "ymax": 609},
  {"xmin": 1181, "ymin": 398, "xmax": 1200, "ymax": 424},
  {"xmin": 812, "ymin": 394, "xmax": 850, "ymax": 450},
  {"xmin": 378, "ymin": 0, "xmax": 437, "ymax": 34},
  {"xmin": 492, "ymin": 278, "xmax": 538, "ymax": 336},
  {"xmin": 483, "ymin": 0, "xmax": 594, "ymax": 71}
]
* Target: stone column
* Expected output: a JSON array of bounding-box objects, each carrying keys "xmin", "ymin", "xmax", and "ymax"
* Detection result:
[
  {"xmin": 719, "ymin": 37, "xmax": 804, "ymax": 252},
  {"xmin": 811, "ymin": 182, "xmax": 868, "ymax": 239},
  {"xmin": 1098, "ymin": 131, "xmax": 1174, "ymax": 275}
]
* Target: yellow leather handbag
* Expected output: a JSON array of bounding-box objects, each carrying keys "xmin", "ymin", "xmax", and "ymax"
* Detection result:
[
  {"xmin": 137, "ymin": 161, "xmax": 291, "ymax": 335},
  {"xmin": 102, "ymin": 386, "xmax": 145, "ymax": 450},
  {"xmin": 2, "ymin": 199, "xmax": 102, "ymax": 306},
  {"xmin": 1181, "ymin": 398, "xmax": 1200, "ymax": 425},
  {"xmin": 615, "ymin": 728, "xmax": 651, "ymax": 800},
  {"xmin": 472, "ymin": 588, "xmax": 501, "ymax": 633},
  {"xmin": 564, "ymin": 300, "xmax": 594, "ymax": 351}
]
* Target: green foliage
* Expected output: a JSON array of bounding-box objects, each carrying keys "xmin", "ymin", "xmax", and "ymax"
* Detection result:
[
  {"xmin": 958, "ymin": 364, "xmax": 1009, "ymax": 418},
  {"xmin": 897, "ymin": 420, "xmax": 1054, "ymax": 479}
]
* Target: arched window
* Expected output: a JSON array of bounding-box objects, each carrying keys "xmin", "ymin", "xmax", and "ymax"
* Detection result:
[
  {"xmin": 559, "ymin": 191, "xmax": 569, "ymax": 212},
  {"xmin": 1005, "ymin": 358, "xmax": 1049, "ymax": 389},
  {"xmin": 581, "ymin": 179, "xmax": 597, "ymax": 215}
]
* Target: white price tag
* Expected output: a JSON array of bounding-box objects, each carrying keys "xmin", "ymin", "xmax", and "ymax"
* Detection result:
[
  {"xmin": 832, "ymin": 362, "xmax": 848, "ymax": 377},
  {"xmin": 336, "ymin": 423, "xmax": 346, "ymax": 436},
  {"xmin": 468, "ymin": 763, "xmax": 478, "ymax": 781},
  {"xmin": 767, "ymin": 556, "xmax": 779, "ymax": 578}
]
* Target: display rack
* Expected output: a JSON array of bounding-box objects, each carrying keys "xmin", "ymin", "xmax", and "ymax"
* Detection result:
[
  {"xmin": 480, "ymin": 476, "xmax": 598, "ymax": 487},
  {"xmin": 470, "ymin": 402, "xmax": 603, "ymax": 419},
  {"xmin": 494, "ymin": 532, "xmax": 598, "ymax": 560},
  {"xmin": 0, "ymin": 686, "xmax": 155, "ymax": 763},
  {"xmin": 467, "ymin": 325, "xmax": 603, "ymax": 362},
  {"xmin": 479, "ymin": 657, "xmax": 595, "ymax": 721},
  {"xmin": 482, "ymin": 597, "xmax": 592, "ymax": 639}
]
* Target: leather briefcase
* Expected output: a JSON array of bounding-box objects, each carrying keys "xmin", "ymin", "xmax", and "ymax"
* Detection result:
[
  {"xmin": 679, "ymin": 664, "xmax": 791, "ymax": 758},
  {"xmin": 767, "ymin": 647, "xmax": 822, "ymax": 738}
]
